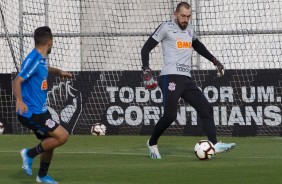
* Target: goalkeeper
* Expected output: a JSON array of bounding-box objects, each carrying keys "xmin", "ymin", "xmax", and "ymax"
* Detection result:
[{"xmin": 141, "ymin": 2, "xmax": 235, "ymax": 159}]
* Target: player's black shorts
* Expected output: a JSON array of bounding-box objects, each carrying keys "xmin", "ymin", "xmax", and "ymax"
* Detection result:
[
  {"xmin": 158, "ymin": 74, "xmax": 213, "ymax": 120},
  {"xmin": 18, "ymin": 111, "xmax": 59, "ymax": 140}
]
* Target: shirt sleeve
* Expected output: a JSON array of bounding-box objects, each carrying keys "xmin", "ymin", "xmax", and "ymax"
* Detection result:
[
  {"xmin": 18, "ymin": 54, "xmax": 42, "ymax": 80},
  {"xmin": 140, "ymin": 23, "xmax": 166, "ymax": 69},
  {"xmin": 151, "ymin": 22, "xmax": 167, "ymax": 43},
  {"xmin": 192, "ymin": 38, "xmax": 215, "ymax": 61},
  {"xmin": 141, "ymin": 36, "xmax": 159, "ymax": 68},
  {"xmin": 192, "ymin": 28, "xmax": 197, "ymax": 41}
]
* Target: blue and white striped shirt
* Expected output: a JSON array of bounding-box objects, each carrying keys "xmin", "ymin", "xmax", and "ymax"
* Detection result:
[{"xmin": 18, "ymin": 48, "xmax": 48, "ymax": 117}]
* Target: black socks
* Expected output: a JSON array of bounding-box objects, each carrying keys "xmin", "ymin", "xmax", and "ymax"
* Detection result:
[
  {"xmin": 27, "ymin": 143, "xmax": 45, "ymax": 158},
  {"xmin": 38, "ymin": 162, "xmax": 50, "ymax": 177}
]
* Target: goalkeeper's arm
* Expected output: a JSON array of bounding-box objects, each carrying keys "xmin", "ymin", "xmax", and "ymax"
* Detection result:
[
  {"xmin": 192, "ymin": 39, "xmax": 224, "ymax": 77},
  {"xmin": 141, "ymin": 36, "xmax": 158, "ymax": 69},
  {"xmin": 141, "ymin": 36, "xmax": 159, "ymax": 90}
]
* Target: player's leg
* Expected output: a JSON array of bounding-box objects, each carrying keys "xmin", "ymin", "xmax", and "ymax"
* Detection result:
[
  {"xmin": 34, "ymin": 121, "xmax": 68, "ymax": 183},
  {"xmin": 147, "ymin": 75, "xmax": 184, "ymax": 159},
  {"xmin": 33, "ymin": 126, "xmax": 68, "ymax": 184},
  {"xmin": 18, "ymin": 115, "xmax": 39, "ymax": 176},
  {"xmin": 36, "ymin": 149, "xmax": 58, "ymax": 184},
  {"xmin": 149, "ymin": 75, "xmax": 183, "ymax": 145},
  {"xmin": 41, "ymin": 125, "xmax": 69, "ymax": 150},
  {"xmin": 21, "ymin": 113, "xmax": 68, "ymax": 154},
  {"xmin": 25, "ymin": 125, "xmax": 68, "ymax": 160},
  {"xmin": 181, "ymin": 79, "xmax": 235, "ymax": 153},
  {"xmin": 19, "ymin": 111, "xmax": 69, "ymax": 177},
  {"xmin": 181, "ymin": 79, "xmax": 217, "ymax": 144}
]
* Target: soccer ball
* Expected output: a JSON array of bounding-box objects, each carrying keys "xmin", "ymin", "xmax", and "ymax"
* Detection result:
[
  {"xmin": 194, "ymin": 140, "xmax": 215, "ymax": 160},
  {"xmin": 0, "ymin": 122, "xmax": 4, "ymax": 134},
  {"xmin": 91, "ymin": 123, "xmax": 106, "ymax": 136}
]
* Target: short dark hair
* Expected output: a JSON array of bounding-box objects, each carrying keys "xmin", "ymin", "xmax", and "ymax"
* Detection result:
[
  {"xmin": 34, "ymin": 26, "xmax": 53, "ymax": 46},
  {"xmin": 175, "ymin": 2, "xmax": 191, "ymax": 12}
]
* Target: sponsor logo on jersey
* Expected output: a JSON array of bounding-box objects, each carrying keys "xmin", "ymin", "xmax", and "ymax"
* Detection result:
[
  {"xmin": 176, "ymin": 63, "xmax": 190, "ymax": 72},
  {"xmin": 176, "ymin": 66, "xmax": 190, "ymax": 72},
  {"xmin": 41, "ymin": 79, "xmax": 48, "ymax": 90},
  {"xmin": 176, "ymin": 39, "xmax": 192, "ymax": 49},
  {"xmin": 168, "ymin": 82, "xmax": 176, "ymax": 91}
]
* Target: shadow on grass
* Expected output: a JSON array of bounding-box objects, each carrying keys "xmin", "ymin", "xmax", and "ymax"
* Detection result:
[{"xmin": 9, "ymin": 170, "xmax": 35, "ymax": 184}]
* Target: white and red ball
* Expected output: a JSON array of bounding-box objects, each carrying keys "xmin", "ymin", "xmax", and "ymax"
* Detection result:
[
  {"xmin": 0, "ymin": 122, "xmax": 4, "ymax": 134},
  {"xmin": 91, "ymin": 123, "xmax": 106, "ymax": 136},
  {"xmin": 194, "ymin": 140, "xmax": 215, "ymax": 160}
]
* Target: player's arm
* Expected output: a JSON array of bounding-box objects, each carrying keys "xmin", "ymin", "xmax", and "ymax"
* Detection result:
[
  {"xmin": 48, "ymin": 66, "xmax": 72, "ymax": 78},
  {"xmin": 141, "ymin": 36, "xmax": 158, "ymax": 69},
  {"xmin": 192, "ymin": 38, "xmax": 224, "ymax": 77},
  {"xmin": 13, "ymin": 55, "xmax": 41, "ymax": 114},
  {"xmin": 12, "ymin": 76, "xmax": 28, "ymax": 114},
  {"xmin": 141, "ymin": 36, "xmax": 159, "ymax": 90},
  {"xmin": 141, "ymin": 22, "xmax": 166, "ymax": 69}
]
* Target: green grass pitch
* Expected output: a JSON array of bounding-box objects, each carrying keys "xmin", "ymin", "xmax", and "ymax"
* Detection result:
[{"xmin": 1, "ymin": 135, "xmax": 282, "ymax": 184}]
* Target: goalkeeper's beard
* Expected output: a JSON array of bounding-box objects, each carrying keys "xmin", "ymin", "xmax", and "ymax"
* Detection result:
[{"xmin": 176, "ymin": 18, "xmax": 188, "ymax": 30}]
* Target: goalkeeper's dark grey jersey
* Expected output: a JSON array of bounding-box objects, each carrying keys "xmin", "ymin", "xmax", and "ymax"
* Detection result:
[{"xmin": 152, "ymin": 21, "xmax": 197, "ymax": 77}]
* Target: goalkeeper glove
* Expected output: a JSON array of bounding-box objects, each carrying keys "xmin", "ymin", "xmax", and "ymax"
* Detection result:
[
  {"xmin": 212, "ymin": 58, "xmax": 224, "ymax": 77},
  {"xmin": 142, "ymin": 67, "xmax": 158, "ymax": 90}
]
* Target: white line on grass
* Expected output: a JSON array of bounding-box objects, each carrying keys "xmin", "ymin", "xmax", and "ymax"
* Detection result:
[{"xmin": 0, "ymin": 150, "xmax": 282, "ymax": 159}]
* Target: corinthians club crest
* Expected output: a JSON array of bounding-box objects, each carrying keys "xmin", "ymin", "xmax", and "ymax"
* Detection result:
[{"xmin": 168, "ymin": 82, "xmax": 176, "ymax": 91}]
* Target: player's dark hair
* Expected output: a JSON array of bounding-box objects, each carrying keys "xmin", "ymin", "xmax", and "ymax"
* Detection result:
[
  {"xmin": 175, "ymin": 2, "xmax": 191, "ymax": 12},
  {"xmin": 34, "ymin": 26, "xmax": 53, "ymax": 46}
]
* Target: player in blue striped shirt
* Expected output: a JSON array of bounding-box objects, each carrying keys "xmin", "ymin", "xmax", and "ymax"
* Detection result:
[{"xmin": 12, "ymin": 26, "xmax": 72, "ymax": 184}]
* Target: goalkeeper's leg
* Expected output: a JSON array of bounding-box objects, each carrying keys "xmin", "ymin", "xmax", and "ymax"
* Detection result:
[
  {"xmin": 181, "ymin": 80, "xmax": 236, "ymax": 153},
  {"xmin": 147, "ymin": 112, "xmax": 177, "ymax": 159},
  {"xmin": 147, "ymin": 75, "xmax": 183, "ymax": 159}
]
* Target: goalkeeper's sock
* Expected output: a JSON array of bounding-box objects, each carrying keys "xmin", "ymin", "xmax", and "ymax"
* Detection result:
[
  {"xmin": 207, "ymin": 134, "xmax": 217, "ymax": 145},
  {"xmin": 38, "ymin": 162, "xmax": 50, "ymax": 178},
  {"xmin": 27, "ymin": 143, "xmax": 45, "ymax": 158},
  {"xmin": 148, "ymin": 138, "xmax": 157, "ymax": 146}
]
